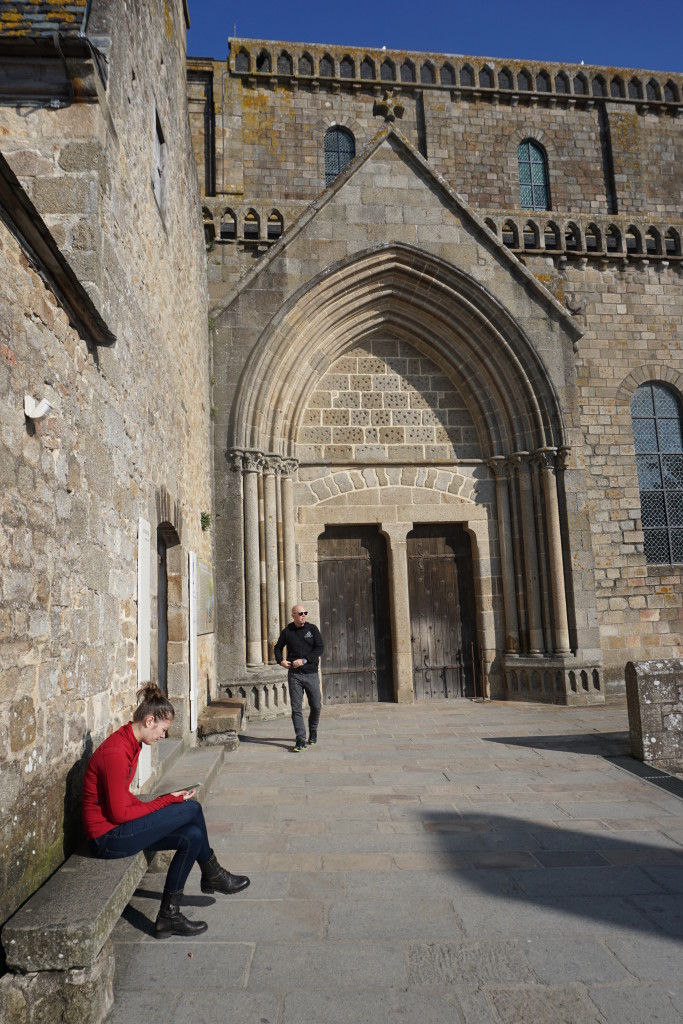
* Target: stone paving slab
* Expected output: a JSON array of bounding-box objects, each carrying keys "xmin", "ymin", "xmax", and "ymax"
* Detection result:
[{"xmin": 107, "ymin": 699, "xmax": 683, "ymax": 1024}]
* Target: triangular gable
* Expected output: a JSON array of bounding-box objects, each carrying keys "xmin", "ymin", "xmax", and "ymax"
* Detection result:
[{"xmin": 212, "ymin": 125, "xmax": 582, "ymax": 341}]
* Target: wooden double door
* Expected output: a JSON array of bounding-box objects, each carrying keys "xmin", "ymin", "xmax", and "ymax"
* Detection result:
[
  {"xmin": 318, "ymin": 523, "xmax": 477, "ymax": 704},
  {"xmin": 318, "ymin": 526, "xmax": 393, "ymax": 704},
  {"xmin": 407, "ymin": 525, "xmax": 477, "ymax": 700}
]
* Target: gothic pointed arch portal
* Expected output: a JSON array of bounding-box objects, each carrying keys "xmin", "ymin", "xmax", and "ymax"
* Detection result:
[
  {"xmin": 229, "ymin": 244, "xmax": 603, "ymax": 705},
  {"xmin": 232, "ymin": 244, "xmax": 564, "ymax": 456}
]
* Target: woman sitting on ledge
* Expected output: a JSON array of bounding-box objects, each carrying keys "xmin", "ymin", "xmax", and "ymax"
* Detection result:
[{"xmin": 82, "ymin": 683, "xmax": 249, "ymax": 938}]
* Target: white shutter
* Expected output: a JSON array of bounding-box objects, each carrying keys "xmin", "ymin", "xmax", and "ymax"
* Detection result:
[
  {"xmin": 136, "ymin": 517, "xmax": 152, "ymax": 787},
  {"xmin": 189, "ymin": 551, "xmax": 198, "ymax": 732}
]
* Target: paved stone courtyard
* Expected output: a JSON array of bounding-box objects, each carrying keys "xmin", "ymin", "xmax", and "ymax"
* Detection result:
[{"xmin": 107, "ymin": 700, "xmax": 683, "ymax": 1023}]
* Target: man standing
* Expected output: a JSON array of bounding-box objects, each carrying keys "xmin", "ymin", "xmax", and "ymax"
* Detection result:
[{"xmin": 275, "ymin": 605, "xmax": 324, "ymax": 752}]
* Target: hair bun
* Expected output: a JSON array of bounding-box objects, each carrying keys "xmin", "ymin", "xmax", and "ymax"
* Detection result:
[{"xmin": 136, "ymin": 683, "xmax": 164, "ymax": 704}]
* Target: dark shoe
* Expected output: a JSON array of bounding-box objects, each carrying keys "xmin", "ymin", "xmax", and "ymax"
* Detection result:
[
  {"xmin": 308, "ymin": 733, "xmax": 317, "ymax": 745},
  {"xmin": 200, "ymin": 851, "xmax": 250, "ymax": 895},
  {"xmin": 293, "ymin": 739, "xmax": 306, "ymax": 752},
  {"xmin": 155, "ymin": 890, "xmax": 208, "ymax": 939}
]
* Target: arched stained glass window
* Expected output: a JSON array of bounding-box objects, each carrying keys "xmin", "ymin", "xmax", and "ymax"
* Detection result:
[
  {"xmin": 632, "ymin": 382, "xmax": 683, "ymax": 564},
  {"xmin": 324, "ymin": 127, "xmax": 355, "ymax": 186},
  {"xmin": 517, "ymin": 140, "xmax": 549, "ymax": 210}
]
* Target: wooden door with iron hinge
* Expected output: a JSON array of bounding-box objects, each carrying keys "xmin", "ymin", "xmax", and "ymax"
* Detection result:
[
  {"xmin": 318, "ymin": 526, "xmax": 393, "ymax": 704},
  {"xmin": 408, "ymin": 525, "xmax": 477, "ymax": 700}
]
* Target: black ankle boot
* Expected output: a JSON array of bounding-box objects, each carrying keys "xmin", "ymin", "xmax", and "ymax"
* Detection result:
[
  {"xmin": 154, "ymin": 890, "xmax": 208, "ymax": 939},
  {"xmin": 200, "ymin": 852, "xmax": 250, "ymax": 895}
]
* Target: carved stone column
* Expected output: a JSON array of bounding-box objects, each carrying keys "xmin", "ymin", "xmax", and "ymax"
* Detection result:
[
  {"xmin": 241, "ymin": 451, "xmax": 263, "ymax": 666},
  {"xmin": 257, "ymin": 465, "xmax": 267, "ymax": 664},
  {"xmin": 275, "ymin": 461, "xmax": 285, "ymax": 627},
  {"xmin": 531, "ymin": 457, "xmax": 553, "ymax": 653},
  {"xmin": 488, "ymin": 457, "xmax": 520, "ymax": 654},
  {"xmin": 537, "ymin": 447, "xmax": 571, "ymax": 654},
  {"xmin": 281, "ymin": 460, "xmax": 297, "ymax": 611},
  {"xmin": 263, "ymin": 457, "xmax": 280, "ymax": 662},
  {"xmin": 382, "ymin": 524, "xmax": 414, "ymax": 703},
  {"xmin": 511, "ymin": 453, "xmax": 544, "ymax": 655}
]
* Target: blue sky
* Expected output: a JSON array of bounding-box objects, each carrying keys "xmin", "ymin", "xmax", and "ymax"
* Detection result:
[{"xmin": 186, "ymin": 0, "xmax": 682, "ymax": 74}]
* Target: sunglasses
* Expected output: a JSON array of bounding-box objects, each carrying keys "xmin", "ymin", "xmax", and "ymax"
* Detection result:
[{"xmin": 295, "ymin": 610, "xmax": 308, "ymax": 615}]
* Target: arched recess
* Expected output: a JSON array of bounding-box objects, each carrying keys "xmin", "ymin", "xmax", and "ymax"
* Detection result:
[
  {"xmin": 229, "ymin": 244, "xmax": 566, "ymax": 461},
  {"xmin": 156, "ymin": 520, "xmax": 181, "ymax": 695}
]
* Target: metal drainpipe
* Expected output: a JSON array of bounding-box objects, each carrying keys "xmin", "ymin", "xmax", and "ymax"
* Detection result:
[{"xmin": 52, "ymin": 32, "xmax": 75, "ymax": 106}]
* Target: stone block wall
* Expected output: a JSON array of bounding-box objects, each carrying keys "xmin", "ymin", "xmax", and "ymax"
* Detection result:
[
  {"xmin": 625, "ymin": 659, "xmax": 683, "ymax": 771},
  {"xmin": 0, "ymin": 0, "xmax": 214, "ymax": 927},
  {"xmin": 546, "ymin": 256, "xmax": 683, "ymax": 689},
  {"xmin": 298, "ymin": 339, "xmax": 481, "ymax": 464}
]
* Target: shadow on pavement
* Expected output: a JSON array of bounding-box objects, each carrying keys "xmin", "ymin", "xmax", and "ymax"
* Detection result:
[
  {"xmin": 423, "ymin": 809, "xmax": 683, "ymax": 940},
  {"xmin": 121, "ymin": 889, "xmax": 216, "ymax": 935},
  {"xmin": 238, "ymin": 735, "xmax": 292, "ymax": 750},
  {"xmin": 484, "ymin": 730, "xmax": 630, "ymax": 756}
]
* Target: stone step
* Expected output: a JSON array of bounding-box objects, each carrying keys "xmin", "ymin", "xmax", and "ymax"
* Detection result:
[{"xmin": 197, "ymin": 697, "xmax": 247, "ymax": 751}]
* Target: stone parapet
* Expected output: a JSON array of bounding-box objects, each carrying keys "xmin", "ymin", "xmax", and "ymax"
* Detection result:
[
  {"xmin": 625, "ymin": 659, "xmax": 683, "ymax": 772},
  {"xmin": 223, "ymin": 668, "xmax": 290, "ymax": 719},
  {"xmin": 504, "ymin": 652, "xmax": 604, "ymax": 705},
  {"xmin": 225, "ymin": 39, "xmax": 682, "ymax": 114}
]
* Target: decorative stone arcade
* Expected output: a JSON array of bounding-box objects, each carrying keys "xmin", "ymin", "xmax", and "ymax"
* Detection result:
[{"xmin": 222, "ymin": 244, "xmax": 603, "ymax": 707}]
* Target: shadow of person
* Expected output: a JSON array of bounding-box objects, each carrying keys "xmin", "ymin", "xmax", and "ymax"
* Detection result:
[
  {"xmin": 238, "ymin": 735, "xmax": 292, "ymax": 750},
  {"xmin": 63, "ymin": 731, "xmax": 93, "ymax": 857},
  {"xmin": 133, "ymin": 887, "xmax": 214, "ymax": 907}
]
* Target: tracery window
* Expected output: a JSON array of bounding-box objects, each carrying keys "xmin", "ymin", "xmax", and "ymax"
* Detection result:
[
  {"xmin": 324, "ymin": 126, "xmax": 355, "ymax": 186},
  {"xmin": 517, "ymin": 140, "xmax": 549, "ymax": 210},
  {"xmin": 632, "ymin": 382, "xmax": 683, "ymax": 564}
]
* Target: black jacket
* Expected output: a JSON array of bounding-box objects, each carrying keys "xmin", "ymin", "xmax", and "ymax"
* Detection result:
[{"xmin": 274, "ymin": 621, "xmax": 324, "ymax": 673}]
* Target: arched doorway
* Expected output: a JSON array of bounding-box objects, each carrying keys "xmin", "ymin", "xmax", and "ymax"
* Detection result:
[
  {"xmin": 156, "ymin": 521, "xmax": 181, "ymax": 695},
  {"xmin": 157, "ymin": 529, "xmax": 168, "ymax": 694}
]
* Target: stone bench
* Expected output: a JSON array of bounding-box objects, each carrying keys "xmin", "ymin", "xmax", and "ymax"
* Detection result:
[{"xmin": 0, "ymin": 745, "xmax": 224, "ymax": 1024}]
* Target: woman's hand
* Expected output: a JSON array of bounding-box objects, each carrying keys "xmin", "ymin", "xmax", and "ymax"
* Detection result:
[{"xmin": 171, "ymin": 788, "xmax": 197, "ymax": 801}]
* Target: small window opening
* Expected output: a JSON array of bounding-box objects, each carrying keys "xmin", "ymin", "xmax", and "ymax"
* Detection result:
[
  {"xmin": 153, "ymin": 108, "xmax": 167, "ymax": 217},
  {"xmin": 220, "ymin": 209, "xmax": 236, "ymax": 241},
  {"xmin": 243, "ymin": 210, "xmax": 260, "ymax": 240},
  {"xmin": 267, "ymin": 211, "xmax": 283, "ymax": 240}
]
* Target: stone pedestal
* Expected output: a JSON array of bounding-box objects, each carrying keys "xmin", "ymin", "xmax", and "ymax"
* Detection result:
[
  {"xmin": 625, "ymin": 659, "xmax": 683, "ymax": 772},
  {"xmin": 0, "ymin": 940, "xmax": 114, "ymax": 1024}
]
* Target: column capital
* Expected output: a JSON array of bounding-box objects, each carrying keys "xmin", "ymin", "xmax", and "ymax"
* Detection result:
[
  {"xmin": 242, "ymin": 450, "xmax": 265, "ymax": 473},
  {"xmin": 487, "ymin": 455, "xmax": 511, "ymax": 478},
  {"xmin": 229, "ymin": 447, "xmax": 245, "ymax": 472},
  {"xmin": 531, "ymin": 446, "xmax": 558, "ymax": 471},
  {"xmin": 556, "ymin": 446, "xmax": 571, "ymax": 471},
  {"xmin": 263, "ymin": 455, "xmax": 281, "ymax": 476},
  {"xmin": 509, "ymin": 451, "xmax": 531, "ymax": 471},
  {"xmin": 280, "ymin": 459, "xmax": 298, "ymax": 478}
]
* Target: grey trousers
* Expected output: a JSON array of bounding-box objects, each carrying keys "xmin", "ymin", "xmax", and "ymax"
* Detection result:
[{"xmin": 288, "ymin": 670, "xmax": 321, "ymax": 741}]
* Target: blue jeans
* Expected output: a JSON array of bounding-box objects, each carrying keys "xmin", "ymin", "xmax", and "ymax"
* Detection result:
[
  {"xmin": 288, "ymin": 670, "xmax": 321, "ymax": 742},
  {"xmin": 89, "ymin": 799, "xmax": 212, "ymax": 893}
]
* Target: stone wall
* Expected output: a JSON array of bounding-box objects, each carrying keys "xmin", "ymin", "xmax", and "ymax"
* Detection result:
[
  {"xmin": 0, "ymin": 0, "xmax": 214, "ymax": 927},
  {"xmin": 298, "ymin": 339, "xmax": 481, "ymax": 464}
]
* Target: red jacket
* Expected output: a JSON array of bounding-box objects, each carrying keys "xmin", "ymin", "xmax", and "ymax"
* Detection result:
[{"xmin": 82, "ymin": 722, "xmax": 182, "ymax": 840}]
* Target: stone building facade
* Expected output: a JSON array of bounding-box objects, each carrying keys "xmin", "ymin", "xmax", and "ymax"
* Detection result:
[
  {"xmin": 188, "ymin": 40, "xmax": 682, "ymax": 713},
  {"xmin": 0, "ymin": 1, "xmax": 214, "ymax": 928}
]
